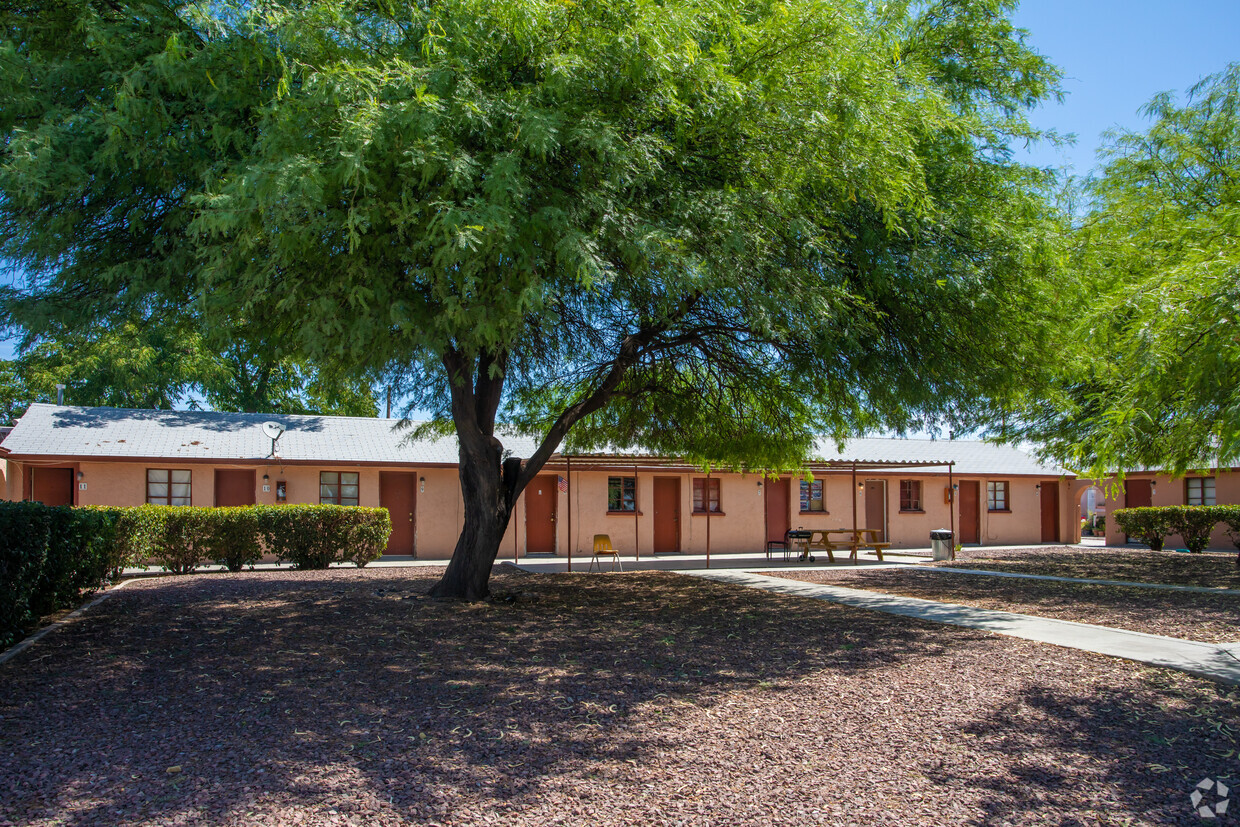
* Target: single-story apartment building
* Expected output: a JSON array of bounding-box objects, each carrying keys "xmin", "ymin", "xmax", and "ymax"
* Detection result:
[{"xmin": 1, "ymin": 403, "xmax": 1084, "ymax": 558}]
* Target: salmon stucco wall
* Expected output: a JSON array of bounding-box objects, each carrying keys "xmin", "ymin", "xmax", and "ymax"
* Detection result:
[
  {"xmin": 784, "ymin": 472, "xmax": 1072, "ymax": 549},
  {"xmin": 1103, "ymin": 470, "xmax": 1239, "ymax": 550},
  {"xmin": 7, "ymin": 456, "xmax": 1078, "ymax": 557},
  {"xmin": 1, "ymin": 459, "xmax": 13, "ymax": 501}
]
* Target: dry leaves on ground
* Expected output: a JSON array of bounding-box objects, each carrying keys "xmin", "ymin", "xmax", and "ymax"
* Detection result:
[{"xmin": 2, "ymin": 566, "xmax": 1238, "ymax": 826}]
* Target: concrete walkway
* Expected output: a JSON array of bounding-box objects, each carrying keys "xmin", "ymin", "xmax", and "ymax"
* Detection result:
[{"xmin": 684, "ymin": 570, "xmax": 1240, "ymax": 686}]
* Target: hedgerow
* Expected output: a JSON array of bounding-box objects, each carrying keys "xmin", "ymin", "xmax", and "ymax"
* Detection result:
[
  {"xmin": 1114, "ymin": 505, "xmax": 1230, "ymax": 554},
  {"xmin": 0, "ymin": 502, "xmax": 391, "ymax": 648}
]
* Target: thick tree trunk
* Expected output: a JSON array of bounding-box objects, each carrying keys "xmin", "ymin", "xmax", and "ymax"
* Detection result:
[
  {"xmin": 428, "ymin": 348, "xmax": 527, "ymax": 601},
  {"xmin": 428, "ymin": 321, "xmax": 674, "ymax": 599},
  {"xmin": 428, "ymin": 437, "xmax": 518, "ymax": 601}
]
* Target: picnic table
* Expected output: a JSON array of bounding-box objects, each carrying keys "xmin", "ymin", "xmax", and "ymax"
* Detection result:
[{"xmin": 789, "ymin": 528, "xmax": 891, "ymax": 564}]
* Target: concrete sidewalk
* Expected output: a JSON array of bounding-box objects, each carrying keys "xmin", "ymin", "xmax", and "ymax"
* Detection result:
[{"xmin": 684, "ymin": 570, "xmax": 1240, "ymax": 686}]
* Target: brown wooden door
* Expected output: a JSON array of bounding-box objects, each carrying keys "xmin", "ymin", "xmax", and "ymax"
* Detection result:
[
  {"xmin": 1040, "ymin": 480, "xmax": 1060, "ymax": 543},
  {"xmin": 379, "ymin": 472, "xmax": 417, "ymax": 556},
  {"xmin": 864, "ymin": 480, "xmax": 887, "ymax": 542},
  {"xmin": 653, "ymin": 477, "xmax": 680, "ymax": 554},
  {"xmin": 764, "ymin": 478, "xmax": 790, "ymax": 543},
  {"xmin": 959, "ymin": 481, "xmax": 980, "ymax": 544},
  {"xmin": 214, "ymin": 469, "xmax": 256, "ymax": 507},
  {"xmin": 525, "ymin": 475, "xmax": 558, "ymax": 554},
  {"xmin": 1124, "ymin": 479, "xmax": 1152, "ymax": 543},
  {"xmin": 1125, "ymin": 479, "xmax": 1152, "ymax": 508},
  {"xmin": 32, "ymin": 468, "xmax": 73, "ymax": 506}
]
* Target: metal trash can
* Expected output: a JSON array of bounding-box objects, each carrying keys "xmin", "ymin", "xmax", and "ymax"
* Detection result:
[{"xmin": 930, "ymin": 529, "xmax": 954, "ymax": 561}]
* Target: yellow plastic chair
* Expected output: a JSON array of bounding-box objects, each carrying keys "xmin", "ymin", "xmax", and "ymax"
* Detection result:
[{"xmin": 588, "ymin": 534, "xmax": 623, "ymax": 572}]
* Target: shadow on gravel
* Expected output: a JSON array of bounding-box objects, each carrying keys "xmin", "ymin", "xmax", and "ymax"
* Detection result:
[
  {"xmin": 0, "ymin": 569, "xmax": 948, "ymax": 825},
  {"xmin": 2, "ymin": 567, "xmax": 1238, "ymax": 825},
  {"xmin": 941, "ymin": 547, "xmax": 1240, "ymax": 590},
  {"xmin": 943, "ymin": 677, "xmax": 1240, "ymax": 825}
]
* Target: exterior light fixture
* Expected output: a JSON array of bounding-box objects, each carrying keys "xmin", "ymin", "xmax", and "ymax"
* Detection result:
[
  {"xmin": 76, "ymin": 471, "xmax": 84, "ymax": 481},
  {"xmin": 419, "ymin": 476, "xmax": 426, "ymax": 493},
  {"xmin": 1035, "ymin": 483, "xmax": 1041, "ymax": 493}
]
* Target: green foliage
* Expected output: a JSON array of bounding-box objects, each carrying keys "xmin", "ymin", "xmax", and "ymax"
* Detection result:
[
  {"xmin": 200, "ymin": 508, "xmax": 263, "ymax": 572},
  {"xmin": 1215, "ymin": 506, "xmax": 1240, "ymax": 551},
  {"xmin": 119, "ymin": 504, "xmax": 389, "ymax": 572},
  {"xmin": 152, "ymin": 507, "xmax": 210, "ymax": 574},
  {"xmin": 0, "ymin": 319, "xmax": 207, "ymax": 420},
  {"xmin": 0, "ymin": 0, "xmax": 1066, "ymax": 595},
  {"xmin": 1112, "ymin": 507, "xmax": 1177, "ymax": 552},
  {"xmin": 1164, "ymin": 506, "xmax": 1223, "ymax": 555},
  {"xmin": 0, "ymin": 319, "xmax": 380, "ymax": 419},
  {"xmin": 108, "ymin": 505, "xmax": 169, "ymax": 574},
  {"xmin": 254, "ymin": 505, "xmax": 390, "ymax": 569},
  {"xmin": 0, "ymin": 502, "xmax": 124, "ymax": 648},
  {"xmin": 0, "ymin": 502, "xmax": 51, "ymax": 647},
  {"xmin": 0, "ymin": 501, "xmax": 390, "ymax": 645},
  {"xmin": 1016, "ymin": 65, "xmax": 1240, "ymax": 475},
  {"xmin": 1114, "ymin": 505, "xmax": 1227, "ymax": 553}
]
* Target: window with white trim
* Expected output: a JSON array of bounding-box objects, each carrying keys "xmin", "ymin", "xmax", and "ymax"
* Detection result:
[
  {"xmin": 987, "ymin": 481, "xmax": 1010, "ymax": 512},
  {"xmin": 1186, "ymin": 477, "xmax": 1216, "ymax": 506},
  {"xmin": 320, "ymin": 471, "xmax": 360, "ymax": 506},
  {"xmin": 147, "ymin": 469, "xmax": 191, "ymax": 506}
]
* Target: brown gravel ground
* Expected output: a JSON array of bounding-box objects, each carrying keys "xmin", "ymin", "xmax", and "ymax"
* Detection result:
[
  {"xmin": 2, "ymin": 567, "xmax": 1240, "ymax": 826},
  {"xmin": 938, "ymin": 545, "xmax": 1240, "ymax": 589},
  {"xmin": 761, "ymin": 568, "xmax": 1240, "ymax": 643}
]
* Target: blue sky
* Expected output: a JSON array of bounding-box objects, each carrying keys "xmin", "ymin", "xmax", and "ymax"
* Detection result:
[
  {"xmin": 1012, "ymin": 0, "xmax": 1239, "ymax": 173},
  {"xmin": 3, "ymin": 2, "xmax": 1237, "ymax": 365}
]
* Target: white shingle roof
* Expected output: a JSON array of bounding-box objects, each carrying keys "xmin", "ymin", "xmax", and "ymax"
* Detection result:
[
  {"xmin": 811, "ymin": 436, "xmax": 1067, "ymax": 476},
  {"xmin": 2, "ymin": 404, "xmax": 1067, "ymax": 476},
  {"xmin": 1, "ymin": 404, "xmax": 540, "ymax": 464}
]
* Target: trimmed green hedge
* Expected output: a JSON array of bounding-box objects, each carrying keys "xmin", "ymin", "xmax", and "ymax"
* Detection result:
[
  {"xmin": 1218, "ymin": 505, "xmax": 1240, "ymax": 550},
  {"xmin": 0, "ymin": 502, "xmax": 392, "ymax": 649},
  {"xmin": 252, "ymin": 505, "xmax": 390, "ymax": 570},
  {"xmin": 1113, "ymin": 505, "xmax": 1239, "ymax": 554},
  {"xmin": 100, "ymin": 504, "xmax": 390, "ymax": 572},
  {"xmin": 1113, "ymin": 507, "xmax": 1176, "ymax": 551},
  {"xmin": 0, "ymin": 501, "xmax": 126, "ymax": 649}
]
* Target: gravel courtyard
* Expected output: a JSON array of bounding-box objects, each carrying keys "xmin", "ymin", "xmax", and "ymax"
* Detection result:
[
  {"xmin": 763, "ymin": 566, "xmax": 1240, "ymax": 642},
  {"xmin": 2, "ymin": 566, "xmax": 1239, "ymax": 826},
  {"xmin": 937, "ymin": 546, "xmax": 1240, "ymax": 589}
]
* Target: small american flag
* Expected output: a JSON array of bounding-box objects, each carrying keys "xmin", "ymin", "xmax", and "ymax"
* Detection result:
[{"xmin": 557, "ymin": 475, "xmax": 568, "ymax": 493}]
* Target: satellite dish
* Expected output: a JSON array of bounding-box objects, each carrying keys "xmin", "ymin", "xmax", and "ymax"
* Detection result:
[{"xmin": 261, "ymin": 421, "xmax": 285, "ymax": 458}]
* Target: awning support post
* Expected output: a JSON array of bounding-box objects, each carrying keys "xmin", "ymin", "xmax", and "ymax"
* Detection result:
[{"xmin": 566, "ymin": 454, "xmax": 572, "ymax": 572}]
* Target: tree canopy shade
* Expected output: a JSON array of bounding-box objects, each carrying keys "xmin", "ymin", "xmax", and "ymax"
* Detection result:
[
  {"xmin": 0, "ymin": 319, "xmax": 381, "ymax": 422},
  {"xmin": 1013, "ymin": 65, "xmax": 1240, "ymax": 478},
  {"xmin": 0, "ymin": 0, "xmax": 1064, "ymax": 598}
]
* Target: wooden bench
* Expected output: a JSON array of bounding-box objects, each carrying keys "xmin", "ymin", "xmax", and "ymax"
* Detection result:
[
  {"xmin": 790, "ymin": 529, "xmax": 892, "ymax": 564},
  {"xmin": 824, "ymin": 529, "xmax": 891, "ymax": 563}
]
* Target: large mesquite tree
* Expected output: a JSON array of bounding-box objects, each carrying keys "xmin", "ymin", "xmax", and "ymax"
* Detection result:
[
  {"xmin": 0, "ymin": 0, "xmax": 1063, "ymax": 599},
  {"xmin": 1013, "ymin": 65, "xmax": 1240, "ymax": 477}
]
